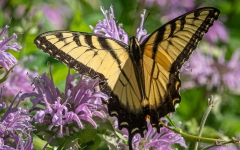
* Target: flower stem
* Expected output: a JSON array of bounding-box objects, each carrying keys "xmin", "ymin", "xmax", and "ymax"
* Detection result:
[
  {"xmin": 194, "ymin": 96, "xmax": 217, "ymax": 150},
  {"xmin": 161, "ymin": 122, "xmax": 228, "ymax": 143},
  {"xmin": 162, "ymin": 96, "xmax": 240, "ymax": 149},
  {"xmin": 201, "ymin": 138, "xmax": 240, "ymax": 150}
]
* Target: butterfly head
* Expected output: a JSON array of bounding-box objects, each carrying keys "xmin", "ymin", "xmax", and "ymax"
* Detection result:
[{"xmin": 129, "ymin": 36, "xmax": 142, "ymax": 63}]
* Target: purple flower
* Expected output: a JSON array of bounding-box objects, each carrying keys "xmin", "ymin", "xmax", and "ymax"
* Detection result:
[
  {"xmin": 139, "ymin": 0, "xmax": 195, "ymax": 10},
  {"xmin": 29, "ymin": 68, "xmax": 108, "ymax": 140},
  {"xmin": 1, "ymin": 59, "xmax": 35, "ymax": 97},
  {"xmin": 137, "ymin": 0, "xmax": 195, "ymax": 20},
  {"xmin": 42, "ymin": 4, "xmax": 72, "ymax": 29},
  {"xmin": 90, "ymin": 6, "xmax": 129, "ymax": 44},
  {"xmin": 4, "ymin": 2, "xmax": 72, "ymax": 30},
  {"xmin": 204, "ymin": 21, "xmax": 228, "ymax": 43},
  {"xmin": 0, "ymin": 25, "xmax": 21, "ymax": 71},
  {"xmin": 136, "ymin": 9, "xmax": 149, "ymax": 43},
  {"xmin": 90, "ymin": 6, "xmax": 148, "ymax": 44},
  {"xmin": 182, "ymin": 47, "xmax": 240, "ymax": 94},
  {"xmin": 0, "ymin": 88, "xmax": 34, "ymax": 150},
  {"xmin": 114, "ymin": 118, "xmax": 187, "ymax": 149},
  {"xmin": 0, "ymin": 1, "xmax": 5, "ymax": 9}
]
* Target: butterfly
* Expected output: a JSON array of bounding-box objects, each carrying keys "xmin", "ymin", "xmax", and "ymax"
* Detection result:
[{"xmin": 34, "ymin": 7, "xmax": 220, "ymax": 149}]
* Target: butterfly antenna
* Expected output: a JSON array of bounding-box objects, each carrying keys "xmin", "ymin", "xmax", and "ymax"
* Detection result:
[
  {"xmin": 7, "ymin": 17, "xmax": 12, "ymax": 25},
  {"xmin": 143, "ymin": 12, "xmax": 150, "ymax": 27}
]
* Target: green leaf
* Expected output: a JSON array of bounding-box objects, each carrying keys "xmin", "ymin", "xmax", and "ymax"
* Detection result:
[
  {"xmin": 76, "ymin": 124, "xmax": 98, "ymax": 143},
  {"xmin": 81, "ymin": 134, "xmax": 109, "ymax": 150},
  {"xmin": 95, "ymin": 117, "xmax": 115, "ymax": 133}
]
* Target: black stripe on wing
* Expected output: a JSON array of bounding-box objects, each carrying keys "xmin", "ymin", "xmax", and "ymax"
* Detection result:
[
  {"xmin": 170, "ymin": 8, "xmax": 220, "ymax": 72},
  {"xmin": 34, "ymin": 31, "xmax": 127, "ymax": 81},
  {"xmin": 141, "ymin": 7, "xmax": 220, "ymax": 73}
]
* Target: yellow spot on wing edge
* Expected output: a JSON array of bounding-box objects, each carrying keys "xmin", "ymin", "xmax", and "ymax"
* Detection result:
[
  {"xmin": 175, "ymin": 81, "xmax": 180, "ymax": 91},
  {"xmin": 172, "ymin": 98, "xmax": 180, "ymax": 109},
  {"xmin": 131, "ymin": 128, "xmax": 140, "ymax": 134},
  {"xmin": 110, "ymin": 111, "xmax": 118, "ymax": 116},
  {"xmin": 120, "ymin": 122, "xmax": 129, "ymax": 126},
  {"xmin": 35, "ymin": 40, "xmax": 40, "ymax": 44}
]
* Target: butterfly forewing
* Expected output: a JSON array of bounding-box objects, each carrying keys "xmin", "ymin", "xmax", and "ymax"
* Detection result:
[
  {"xmin": 34, "ymin": 30, "xmax": 146, "ymax": 137},
  {"xmin": 140, "ymin": 7, "xmax": 220, "ymax": 129},
  {"xmin": 142, "ymin": 7, "xmax": 220, "ymax": 72},
  {"xmin": 35, "ymin": 32, "xmax": 125, "ymax": 89}
]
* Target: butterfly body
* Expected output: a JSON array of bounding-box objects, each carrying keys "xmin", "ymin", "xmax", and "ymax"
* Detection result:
[{"xmin": 34, "ymin": 7, "xmax": 220, "ymax": 149}]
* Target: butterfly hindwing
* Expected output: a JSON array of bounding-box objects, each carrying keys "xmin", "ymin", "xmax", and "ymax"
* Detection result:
[{"xmin": 141, "ymin": 7, "xmax": 220, "ymax": 130}]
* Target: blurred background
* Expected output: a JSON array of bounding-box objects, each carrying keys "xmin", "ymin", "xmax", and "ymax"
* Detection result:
[{"xmin": 1, "ymin": 0, "xmax": 240, "ymax": 149}]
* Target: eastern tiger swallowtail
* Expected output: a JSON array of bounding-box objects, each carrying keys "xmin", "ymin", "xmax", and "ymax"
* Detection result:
[{"xmin": 34, "ymin": 7, "xmax": 220, "ymax": 149}]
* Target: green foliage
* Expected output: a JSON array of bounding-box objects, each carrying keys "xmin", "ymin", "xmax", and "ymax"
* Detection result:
[{"xmin": 33, "ymin": 117, "xmax": 114, "ymax": 149}]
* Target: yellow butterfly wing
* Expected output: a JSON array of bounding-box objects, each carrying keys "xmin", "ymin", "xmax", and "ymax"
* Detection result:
[
  {"xmin": 141, "ymin": 7, "xmax": 220, "ymax": 132},
  {"xmin": 34, "ymin": 31, "xmax": 147, "ymax": 139}
]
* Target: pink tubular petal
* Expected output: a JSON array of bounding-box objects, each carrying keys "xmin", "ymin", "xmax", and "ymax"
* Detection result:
[
  {"xmin": 92, "ymin": 111, "xmax": 104, "ymax": 119},
  {"xmin": 78, "ymin": 115, "xmax": 97, "ymax": 128}
]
